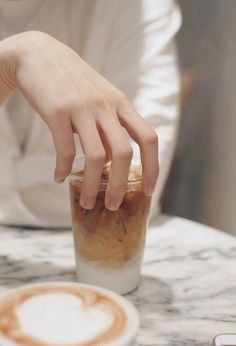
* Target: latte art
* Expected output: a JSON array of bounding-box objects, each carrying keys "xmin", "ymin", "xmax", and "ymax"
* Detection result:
[{"xmin": 0, "ymin": 284, "xmax": 131, "ymax": 346}]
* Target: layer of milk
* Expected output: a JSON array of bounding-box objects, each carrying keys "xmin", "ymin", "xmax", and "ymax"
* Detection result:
[
  {"xmin": 0, "ymin": 335, "xmax": 20, "ymax": 346},
  {"xmin": 16, "ymin": 293, "xmax": 114, "ymax": 345},
  {"xmin": 75, "ymin": 253, "xmax": 143, "ymax": 294}
]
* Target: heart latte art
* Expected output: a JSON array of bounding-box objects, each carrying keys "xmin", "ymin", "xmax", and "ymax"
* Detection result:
[{"xmin": 0, "ymin": 284, "xmax": 132, "ymax": 346}]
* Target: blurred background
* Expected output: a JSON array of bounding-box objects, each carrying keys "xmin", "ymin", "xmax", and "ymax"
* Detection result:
[{"xmin": 163, "ymin": 0, "xmax": 236, "ymax": 236}]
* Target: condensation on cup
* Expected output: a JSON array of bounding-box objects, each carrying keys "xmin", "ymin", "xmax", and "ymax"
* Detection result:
[{"xmin": 69, "ymin": 156, "xmax": 151, "ymax": 294}]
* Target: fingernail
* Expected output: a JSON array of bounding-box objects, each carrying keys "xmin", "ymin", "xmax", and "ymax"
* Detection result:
[
  {"xmin": 54, "ymin": 171, "xmax": 65, "ymax": 183},
  {"xmin": 143, "ymin": 184, "xmax": 154, "ymax": 196},
  {"xmin": 80, "ymin": 198, "xmax": 95, "ymax": 210},
  {"xmin": 106, "ymin": 196, "xmax": 121, "ymax": 211},
  {"xmin": 55, "ymin": 177, "xmax": 65, "ymax": 183}
]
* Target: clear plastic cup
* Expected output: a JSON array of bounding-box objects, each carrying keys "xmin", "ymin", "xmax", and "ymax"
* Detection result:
[{"xmin": 69, "ymin": 156, "xmax": 151, "ymax": 294}]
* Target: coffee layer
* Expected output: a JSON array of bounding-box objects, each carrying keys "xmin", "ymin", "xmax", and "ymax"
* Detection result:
[{"xmin": 70, "ymin": 185, "xmax": 150, "ymax": 267}]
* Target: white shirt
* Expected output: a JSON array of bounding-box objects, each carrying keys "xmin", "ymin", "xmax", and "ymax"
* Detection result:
[{"xmin": 0, "ymin": 0, "xmax": 181, "ymax": 227}]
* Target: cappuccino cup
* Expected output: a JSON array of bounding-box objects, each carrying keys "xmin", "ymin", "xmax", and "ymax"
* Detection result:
[{"xmin": 0, "ymin": 282, "xmax": 139, "ymax": 346}]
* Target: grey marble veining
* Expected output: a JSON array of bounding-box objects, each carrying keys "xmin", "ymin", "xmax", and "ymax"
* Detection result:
[{"xmin": 0, "ymin": 215, "xmax": 236, "ymax": 346}]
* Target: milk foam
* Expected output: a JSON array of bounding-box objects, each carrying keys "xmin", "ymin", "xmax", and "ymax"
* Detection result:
[{"xmin": 16, "ymin": 293, "xmax": 114, "ymax": 345}]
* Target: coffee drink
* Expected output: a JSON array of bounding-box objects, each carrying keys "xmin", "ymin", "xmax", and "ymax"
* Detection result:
[
  {"xmin": 70, "ymin": 160, "xmax": 151, "ymax": 294},
  {"xmin": 0, "ymin": 282, "xmax": 139, "ymax": 346}
]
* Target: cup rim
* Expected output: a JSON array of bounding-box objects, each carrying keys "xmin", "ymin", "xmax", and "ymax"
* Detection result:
[
  {"xmin": 70, "ymin": 155, "xmax": 142, "ymax": 185},
  {"xmin": 69, "ymin": 173, "xmax": 142, "ymax": 185}
]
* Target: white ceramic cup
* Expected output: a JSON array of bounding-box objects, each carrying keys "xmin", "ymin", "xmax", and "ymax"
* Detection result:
[{"xmin": 0, "ymin": 282, "xmax": 139, "ymax": 346}]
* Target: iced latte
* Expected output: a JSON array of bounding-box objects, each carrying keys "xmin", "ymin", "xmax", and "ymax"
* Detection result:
[{"xmin": 69, "ymin": 161, "xmax": 151, "ymax": 294}]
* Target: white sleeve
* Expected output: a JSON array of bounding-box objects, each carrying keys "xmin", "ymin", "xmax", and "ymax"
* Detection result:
[
  {"xmin": 0, "ymin": 149, "xmax": 64, "ymax": 226},
  {"xmin": 13, "ymin": 153, "xmax": 71, "ymax": 228},
  {"xmin": 15, "ymin": 153, "xmax": 56, "ymax": 189},
  {"xmin": 0, "ymin": 122, "xmax": 40, "ymax": 225},
  {"xmin": 103, "ymin": 0, "xmax": 182, "ymax": 222},
  {"xmin": 0, "ymin": 115, "xmax": 69, "ymax": 227}
]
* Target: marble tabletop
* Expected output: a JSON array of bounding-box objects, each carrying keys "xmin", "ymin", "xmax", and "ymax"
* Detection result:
[{"xmin": 0, "ymin": 215, "xmax": 236, "ymax": 346}]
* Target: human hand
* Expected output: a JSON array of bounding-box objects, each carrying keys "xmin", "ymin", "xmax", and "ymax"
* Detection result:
[{"xmin": 0, "ymin": 31, "xmax": 159, "ymax": 210}]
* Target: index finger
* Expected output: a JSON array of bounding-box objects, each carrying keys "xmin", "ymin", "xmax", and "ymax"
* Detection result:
[{"xmin": 49, "ymin": 116, "xmax": 76, "ymax": 183}]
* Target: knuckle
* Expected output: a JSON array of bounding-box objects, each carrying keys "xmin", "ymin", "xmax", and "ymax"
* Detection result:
[
  {"xmin": 60, "ymin": 148, "xmax": 75, "ymax": 161},
  {"xmin": 148, "ymin": 165, "xmax": 159, "ymax": 182},
  {"xmin": 87, "ymin": 150, "xmax": 106, "ymax": 164},
  {"xmin": 107, "ymin": 89, "xmax": 127, "ymax": 107},
  {"xmin": 53, "ymin": 103, "xmax": 70, "ymax": 118},
  {"xmin": 76, "ymin": 99, "xmax": 87, "ymax": 112},
  {"xmin": 157, "ymin": 166, "xmax": 160, "ymax": 179},
  {"xmin": 116, "ymin": 90, "xmax": 129, "ymax": 104},
  {"xmin": 115, "ymin": 89, "xmax": 127, "ymax": 102},
  {"xmin": 115, "ymin": 145, "xmax": 133, "ymax": 161},
  {"xmin": 144, "ymin": 129, "xmax": 158, "ymax": 146},
  {"xmin": 92, "ymin": 94, "xmax": 107, "ymax": 108},
  {"xmin": 152, "ymin": 168, "xmax": 159, "ymax": 181},
  {"xmin": 53, "ymin": 97, "xmax": 79, "ymax": 117}
]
